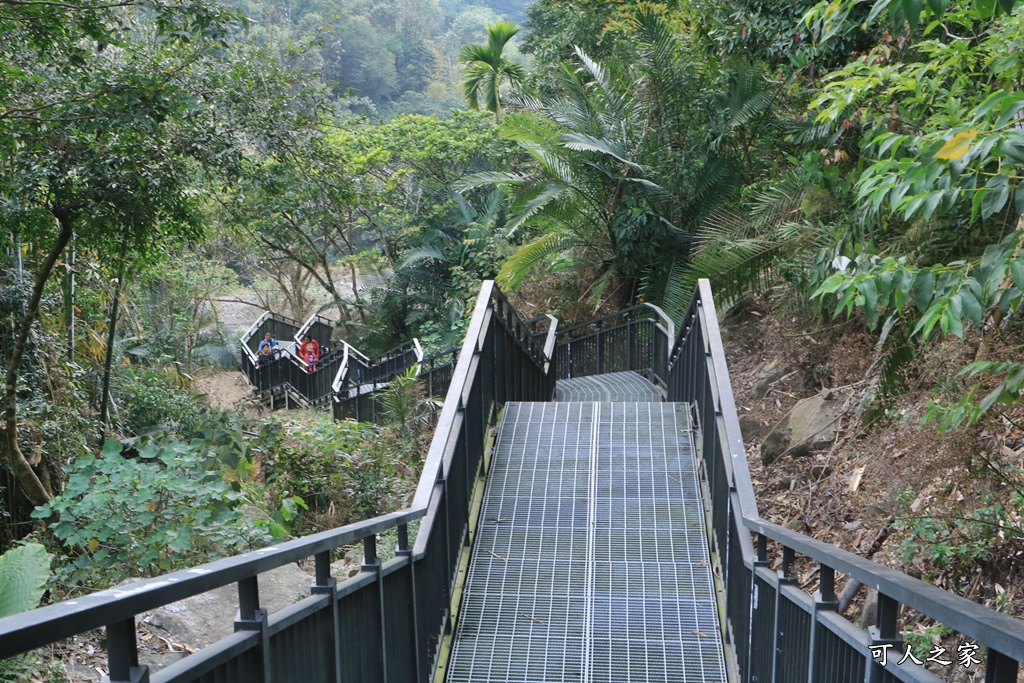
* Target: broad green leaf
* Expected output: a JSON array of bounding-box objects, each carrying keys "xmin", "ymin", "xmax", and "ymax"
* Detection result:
[
  {"xmin": 923, "ymin": 191, "xmax": 944, "ymax": 220},
  {"xmin": 935, "ymin": 130, "xmax": 978, "ymax": 160},
  {"xmin": 972, "ymin": 186, "xmax": 989, "ymax": 221},
  {"xmin": 913, "ymin": 269, "xmax": 936, "ymax": 312},
  {"xmin": 996, "ymin": 98, "xmax": 1024, "ymax": 127},
  {"xmin": 0, "ymin": 544, "xmax": 50, "ymax": 618},
  {"xmin": 868, "ymin": 0, "xmax": 895, "ymax": 23},
  {"xmin": 1016, "ymin": 185, "xmax": 1024, "ymax": 216},
  {"xmin": 960, "ymin": 288, "xmax": 983, "ymax": 325},
  {"xmin": 1002, "ymin": 133, "xmax": 1024, "ymax": 163},
  {"xmin": 903, "ymin": 0, "xmax": 924, "ymax": 30},
  {"xmin": 1011, "ymin": 259, "xmax": 1024, "ymax": 290},
  {"xmin": 859, "ymin": 278, "xmax": 879, "ymax": 327},
  {"xmin": 981, "ymin": 174, "xmax": 1010, "ymax": 219},
  {"xmin": 980, "ymin": 385, "xmax": 1008, "ymax": 413},
  {"xmin": 974, "ymin": 0, "xmax": 998, "ymax": 18},
  {"xmin": 998, "ymin": 0, "xmax": 1015, "ymax": 11},
  {"xmin": 975, "ymin": 92, "xmax": 1010, "ymax": 120},
  {"xmin": 927, "ymin": 0, "xmax": 950, "ymax": 12},
  {"xmin": 101, "ymin": 438, "xmax": 123, "ymax": 459}
]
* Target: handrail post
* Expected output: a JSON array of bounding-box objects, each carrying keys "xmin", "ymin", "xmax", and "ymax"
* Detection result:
[
  {"xmin": 866, "ymin": 593, "xmax": 901, "ymax": 683},
  {"xmin": 396, "ymin": 524, "xmax": 421, "ymax": 683},
  {"xmin": 362, "ymin": 534, "xmax": 388, "ymax": 682},
  {"xmin": 311, "ymin": 550, "xmax": 342, "ymax": 683},
  {"xmin": 234, "ymin": 576, "xmax": 271, "ymax": 682},
  {"xmin": 807, "ymin": 564, "xmax": 839, "ymax": 682},
  {"xmin": 985, "ymin": 650, "xmax": 1020, "ymax": 682},
  {"xmin": 770, "ymin": 546, "xmax": 797, "ymax": 683},
  {"xmin": 104, "ymin": 617, "xmax": 149, "ymax": 683}
]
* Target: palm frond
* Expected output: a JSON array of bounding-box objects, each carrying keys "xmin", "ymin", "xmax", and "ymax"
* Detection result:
[
  {"xmin": 399, "ymin": 246, "xmax": 449, "ymax": 269},
  {"xmin": 504, "ymin": 181, "xmax": 574, "ymax": 237},
  {"xmin": 454, "ymin": 171, "xmax": 530, "ymax": 193},
  {"xmin": 497, "ymin": 232, "xmax": 588, "ymax": 289},
  {"xmin": 560, "ymin": 132, "xmax": 647, "ymax": 172}
]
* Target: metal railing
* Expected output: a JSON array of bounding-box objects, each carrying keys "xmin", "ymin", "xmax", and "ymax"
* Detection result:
[
  {"xmin": 0, "ymin": 281, "xmax": 556, "ymax": 683},
  {"xmin": 667, "ymin": 280, "xmax": 1024, "ymax": 683},
  {"xmin": 239, "ymin": 311, "xmax": 302, "ymax": 364},
  {"xmin": 331, "ymin": 340, "xmax": 424, "ymax": 423},
  {"xmin": 240, "ymin": 311, "xmax": 349, "ymax": 408},
  {"xmin": 552, "ymin": 303, "xmax": 674, "ymax": 385}
]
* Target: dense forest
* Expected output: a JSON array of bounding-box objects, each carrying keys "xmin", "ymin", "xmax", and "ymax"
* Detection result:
[{"xmin": 4, "ymin": 0, "xmax": 1024, "ymax": 675}]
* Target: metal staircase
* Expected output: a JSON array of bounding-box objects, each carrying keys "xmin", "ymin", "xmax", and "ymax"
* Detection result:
[{"xmin": 2, "ymin": 281, "xmax": 1022, "ymax": 683}]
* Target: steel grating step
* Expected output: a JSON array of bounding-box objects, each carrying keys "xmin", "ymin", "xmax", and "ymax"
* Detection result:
[
  {"xmin": 554, "ymin": 371, "xmax": 664, "ymax": 402},
  {"xmin": 447, "ymin": 400, "xmax": 727, "ymax": 683}
]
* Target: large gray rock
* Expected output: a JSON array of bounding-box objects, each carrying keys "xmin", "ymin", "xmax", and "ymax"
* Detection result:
[
  {"xmin": 752, "ymin": 359, "xmax": 795, "ymax": 400},
  {"xmin": 145, "ymin": 564, "xmax": 314, "ymax": 649},
  {"xmin": 761, "ymin": 390, "xmax": 843, "ymax": 464}
]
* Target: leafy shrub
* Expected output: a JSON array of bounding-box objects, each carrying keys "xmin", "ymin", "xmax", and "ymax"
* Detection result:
[
  {"xmin": 0, "ymin": 544, "xmax": 60, "ymax": 682},
  {"xmin": 262, "ymin": 415, "xmax": 408, "ymax": 527},
  {"xmin": 114, "ymin": 368, "xmax": 203, "ymax": 437},
  {"xmin": 34, "ymin": 439, "xmax": 275, "ymax": 590}
]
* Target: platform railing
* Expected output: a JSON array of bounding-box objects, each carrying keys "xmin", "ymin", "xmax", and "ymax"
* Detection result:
[
  {"xmin": 331, "ymin": 340, "xmax": 425, "ymax": 423},
  {"xmin": 668, "ymin": 279, "xmax": 1024, "ymax": 683},
  {"xmin": 552, "ymin": 302, "xmax": 673, "ymax": 384},
  {"xmin": 0, "ymin": 280, "xmax": 555, "ymax": 683}
]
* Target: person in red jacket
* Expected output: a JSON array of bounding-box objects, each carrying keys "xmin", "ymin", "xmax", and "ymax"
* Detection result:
[{"xmin": 299, "ymin": 335, "xmax": 320, "ymax": 371}]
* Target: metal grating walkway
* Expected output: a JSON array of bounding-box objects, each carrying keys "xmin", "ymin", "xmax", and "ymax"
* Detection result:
[
  {"xmin": 555, "ymin": 370, "xmax": 663, "ymax": 402},
  {"xmin": 447, "ymin": 400, "xmax": 726, "ymax": 683}
]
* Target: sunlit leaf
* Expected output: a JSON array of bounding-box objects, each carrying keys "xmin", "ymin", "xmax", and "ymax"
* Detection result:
[{"xmin": 934, "ymin": 130, "xmax": 978, "ymax": 160}]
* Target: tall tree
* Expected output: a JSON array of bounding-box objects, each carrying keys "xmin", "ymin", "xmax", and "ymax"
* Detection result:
[
  {"xmin": 458, "ymin": 21, "xmax": 524, "ymax": 120},
  {"xmin": 0, "ymin": 1, "xmax": 253, "ymax": 505}
]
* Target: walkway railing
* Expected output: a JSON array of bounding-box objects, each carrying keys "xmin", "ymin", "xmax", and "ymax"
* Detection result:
[
  {"xmin": 668, "ymin": 280, "xmax": 1024, "ymax": 683},
  {"xmin": 552, "ymin": 303, "xmax": 674, "ymax": 385},
  {"xmin": 331, "ymin": 340, "xmax": 424, "ymax": 422},
  {"xmin": 0, "ymin": 281, "xmax": 555, "ymax": 683},
  {"xmin": 240, "ymin": 311, "xmax": 350, "ymax": 408}
]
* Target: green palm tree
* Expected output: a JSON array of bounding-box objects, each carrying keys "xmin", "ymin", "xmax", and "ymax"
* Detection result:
[{"xmin": 458, "ymin": 21, "xmax": 525, "ymax": 121}]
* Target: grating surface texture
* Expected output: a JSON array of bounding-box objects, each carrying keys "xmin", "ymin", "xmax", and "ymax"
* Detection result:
[
  {"xmin": 555, "ymin": 371, "xmax": 662, "ymax": 402},
  {"xmin": 447, "ymin": 401, "xmax": 726, "ymax": 683}
]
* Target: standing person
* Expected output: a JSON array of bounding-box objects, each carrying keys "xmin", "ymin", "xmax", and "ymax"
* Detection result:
[
  {"xmin": 299, "ymin": 335, "xmax": 320, "ymax": 371},
  {"xmin": 257, "ymin": 341, "xmax": 275, "ymax": 366},
  {"xmin": 257, "ymin": 332, "xmax": 278, "ymax": 366},
  {"xmin": 258, "ymin": 331, "xmax": 277, "ymax": 354}
]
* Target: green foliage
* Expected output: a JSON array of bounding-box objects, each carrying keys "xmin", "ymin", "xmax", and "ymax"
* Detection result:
[
  {"xmin": 814, "ymin": 231, "xmax": 1024, "ymax": 336},
  {"xmin": 380, "ymin": 368, "xmax": 439, "ymax": 445},
  {"xmin": 262, "ymin": 415, "xmax": 404, "ymax": 523},
  {"xmin": 895, "ymin": 489, "xmax": 1024, "ymax": 575},
  {"xmin": 114, "ymin": 369, "xmax": 204, "ymax": 438},
  {"xmin": 34, "ymin": 439, "xmax": 274, "ymax": 589},
  {"xmin": 924, "ymin": 360, "xmax": 1024, "ymax": 431},
  {"xmin": 0, "ymin": 543, "xmax": 50, "ymax": 618}
]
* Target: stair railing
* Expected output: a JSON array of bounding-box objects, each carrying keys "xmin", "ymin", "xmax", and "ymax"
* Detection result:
[
  {"xmin": 0, "ymin": 280, "xmax": 555, "ymax": 683},
  {"xmin": 552, "ymin": 302, "xmax": 674, "ymax": 384},
  {"xmin": 669, "ymin": 279, "xmax": 1024, "ymax": 682}
]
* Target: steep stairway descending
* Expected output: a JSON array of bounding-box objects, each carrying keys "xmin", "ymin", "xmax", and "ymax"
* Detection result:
[
  {"xmin": 448, "ymin": 377, "xmax": 726, "ymax": 682},
  {"xmin": 554, "ymin": 370, "xmax": 663, "ymax": 402}
]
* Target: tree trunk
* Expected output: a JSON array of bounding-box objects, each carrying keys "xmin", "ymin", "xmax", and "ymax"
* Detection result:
[
  {"xmin": 65, "ymin": 237, "xmax": 75, "ymax": 360},
  {"xmin": 98, "ymin": 262, "xmax": 125, "ymax": 437},
  {"xmin": 2, "ymin": 215, "xmax": 74, "ymax": 506}
]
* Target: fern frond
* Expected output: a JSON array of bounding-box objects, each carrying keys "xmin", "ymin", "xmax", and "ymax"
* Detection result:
[{"xmin": 497, "ymin": 232, "xmax": 587, "ymax": 289}]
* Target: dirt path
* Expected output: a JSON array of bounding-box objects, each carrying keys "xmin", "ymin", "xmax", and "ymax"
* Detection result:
[{"xmin": 194, "ymin": 371, "xmax": 253, "ymax": 411}]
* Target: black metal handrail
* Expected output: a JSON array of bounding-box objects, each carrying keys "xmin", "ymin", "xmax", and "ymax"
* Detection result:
[
  {"xmin": 241, "ymin": 344, "xmax": 344, "ymax": 407},
  {"xmin": 552, "ymin": 302, "xmax": 673, "ymax": 383},
  {"xmin": 0, "ymin": 280, "xmax": 556, "ymax": 683},
  {"xmin": 239, "ymin": 311, "xmax": 302, "ymax": 361},
  {"xmin": 331, "ymin": 340, "xmax": 424, "ymax": 423},
  {"xmin": 668, "ymin": 279, "xmax": 1024, "ymax": 682}
]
